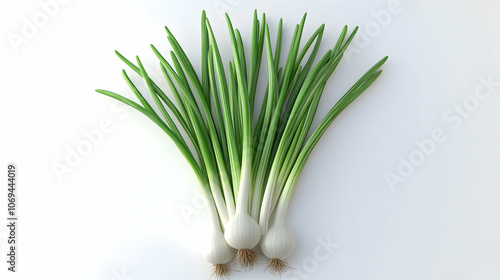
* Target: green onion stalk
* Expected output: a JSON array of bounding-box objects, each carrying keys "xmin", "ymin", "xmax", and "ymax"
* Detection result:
[{"xmin": 96, "ymin": 10, "xmax": 387, "ymax": 278}]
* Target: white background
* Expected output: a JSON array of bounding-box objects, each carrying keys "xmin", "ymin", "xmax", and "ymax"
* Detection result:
[{"xmin": 1, "ymin": 0, "xmax": 500, "ymax": 279}]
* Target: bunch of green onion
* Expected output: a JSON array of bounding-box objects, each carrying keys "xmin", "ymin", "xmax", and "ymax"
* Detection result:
[{"xmin": 96, "ymin": 10, "xmax": 387, "ymax": 278}]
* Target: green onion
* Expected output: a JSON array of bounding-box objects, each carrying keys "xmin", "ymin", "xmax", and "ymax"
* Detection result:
[{"xmin": 96, "ymin": 10, "xmax": 387, "ymax": 278}]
